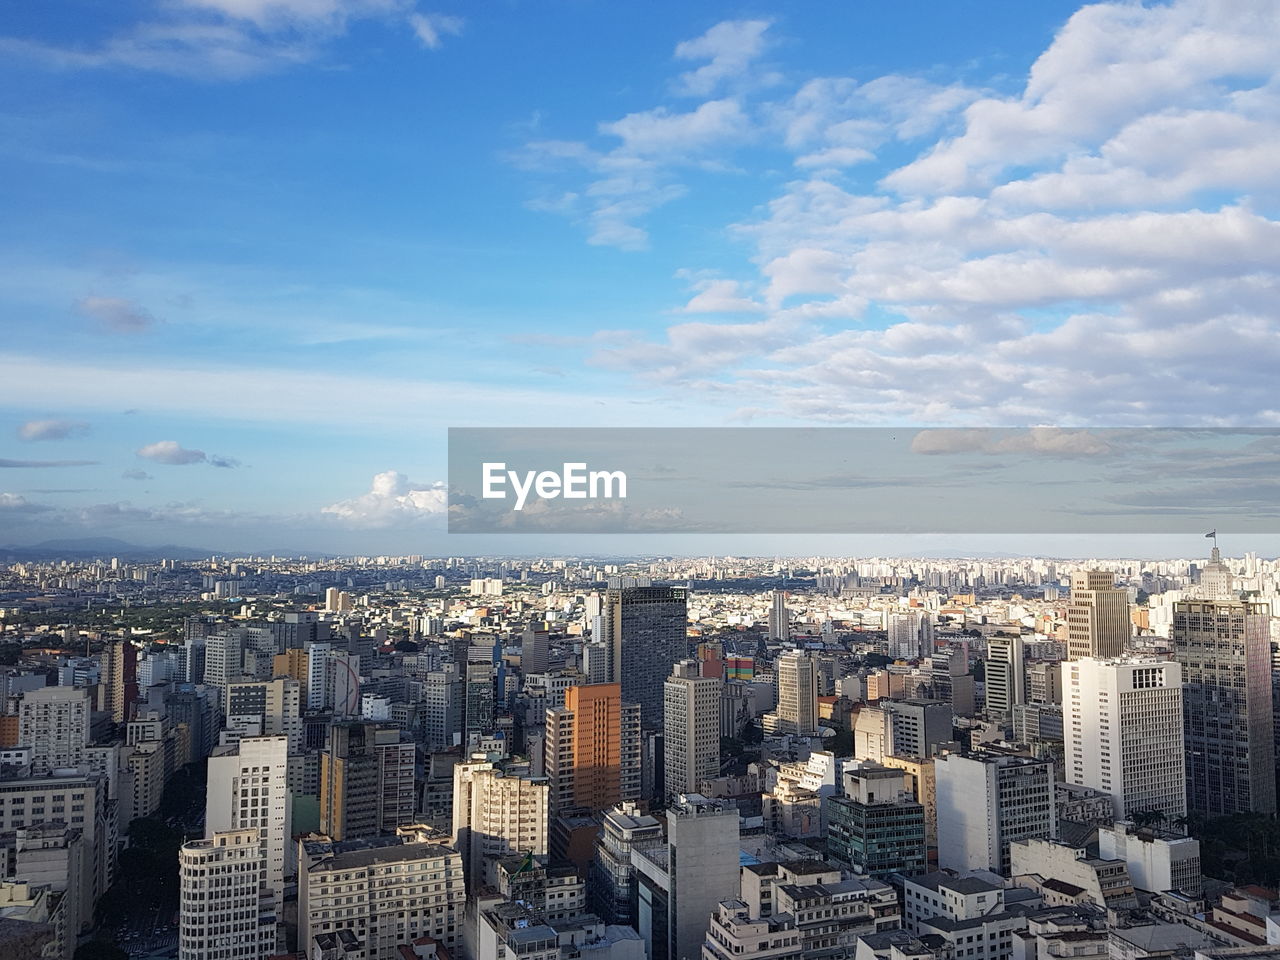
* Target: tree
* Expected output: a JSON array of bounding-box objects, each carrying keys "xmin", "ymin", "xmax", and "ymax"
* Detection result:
[{"xmin": 741, "ymin": 719, "xmax": 763, "ymax": 746}]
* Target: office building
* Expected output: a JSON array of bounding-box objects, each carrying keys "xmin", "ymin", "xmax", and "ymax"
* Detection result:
[
  {"xmin": 1174, "ymin": 598, "xmax": 1276, "ymax": 815},
  {"xmin": 591, "ymin": 801, "xmax": 664, "ymax": 925},
  {"xmin": 664, "ymin": 660, "xmax": 721, "ymax": 799},
  {"xmin": 827, "ymin": 764, "xmax": 927, "ymax": 878},
  {"xmin": 1064, "ymin": 657, "xmax": 1186, "ymax": 821},
  {"xmin": 452, "ymin": 758, "xmax": 550, "ymax": 888},
  {"xmin": 935, "ymin": 752, "xmax": 1056, "ymax": 875},
  {"xmin": 545, "ymin": 683, "xmax": 642, "ymax": 814},
  {"xmin": 984, "ymin": 636, "xmax": 1025, "ymax": 719},
  {"xmin": 319, "ymin": 721, "xmax": 413, "ymax": 841},
  {"xmin": 179, "ymin": 829, "xmax": 275, "ymax": 960},
  {"xmin": 769, "ymin": 591, "xmax": 789, "ymax": 642},
  {"xmin": 206, "ymin": 735, "xmax": 291, "ymax": 907},
  {"xmin": 766, "ymin": 650, "xmax": 819, "ymax": 736},
  {"xmin": 605, "ymin": 585, "xmax": 688, "ymax": 729},
  {"xmin": 1066, "ymin": 571, "xmax": 1130, "ymax": 660}
]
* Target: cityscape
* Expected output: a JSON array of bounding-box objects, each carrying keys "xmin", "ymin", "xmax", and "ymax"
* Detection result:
[
  {"xmin": 2, "ymin": 546, "xmax": 1280, "ymax": 960},
  {"xmin": 5, "ymin": 2, "xmax": 1280, "ymax": 960}
]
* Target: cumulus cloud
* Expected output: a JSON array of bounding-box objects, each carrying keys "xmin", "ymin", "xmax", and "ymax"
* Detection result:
[
  {"xmin": 18, "ymin": 419, "xmax": 91, "ymax": 441},
  {"xmin": 121, "ymin": 468, "xmax": 153, "ymax": 481},
  {"xmin": 76, "ymin": 296, "xmax": 156, "ymax": 333},
  {"xmin": 322, "ymin": 470, "xmax": 447, "ymax": 526},
  {"xmin": 136, "ymin": 440, "xmax": 208, "ymax": 465},
  {"xmin": 544, "ymin": 0, "xmax": 1280, "ymax": 425}
]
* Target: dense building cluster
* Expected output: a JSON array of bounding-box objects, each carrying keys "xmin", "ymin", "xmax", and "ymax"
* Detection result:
[{"xmin": 2, "ymin": 546, "xmax": 1280, "ymax": 960}]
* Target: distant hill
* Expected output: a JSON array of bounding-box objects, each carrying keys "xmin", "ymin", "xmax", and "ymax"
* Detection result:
[{"xmin": 0, "ymin": 537, "xmax": 212, "ymax": 561}]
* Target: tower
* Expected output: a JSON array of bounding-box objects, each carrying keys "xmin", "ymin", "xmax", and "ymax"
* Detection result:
[
  {"xmin": 605, "ymin": 585, "xmax": 688, "ymax": 729},
  {"xmin": 772, "ymin": 650, "xmax": 819, "ymax": 736},
  {"xmin": 1066, "ymin": 571, "xmax": 1130, "ymax": 660},
  {"xmin": 663, "ymin": 660, "xmax": 721, "ymax": 799},
  {"xmin": 544, "ymin": 682, "xmax": 641, "ymax": 814},
  {"xmin": 984, "ymin": 635, "xmax": 1025, "ymax": 719}
]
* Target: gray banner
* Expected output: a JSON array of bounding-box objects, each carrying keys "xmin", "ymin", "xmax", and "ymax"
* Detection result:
[{"xmin": 447, "ymin": 427, "xmax": 1280, "ymax": 534}]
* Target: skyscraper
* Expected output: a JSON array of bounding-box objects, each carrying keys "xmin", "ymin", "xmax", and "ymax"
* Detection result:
[
  {"xmin": 1174, "ymin": 598, "xmax": 1276, "ymax": 815},
  {"xmin": 663, "ymin": 660, "xmax": 721, "ymax": 799},
  {"xmin": 522, "ymin": 622, "xmax": 550, "ymax": 676},
  {"xmin": 104, "ymin": 640, "xmax": 138, "ymax": 725},
  {"xmin": 179, "ymin": 829, "xmax": 275, "ymax": 960},
  {"xmin": 769, "ymin": 650, "xmax": 819, "ymax": 736},
  {"xmin": 452, "ymin": 758, "xmax": 550, "ymax": 889},
  {"xmin": 769, "ymin": 591, "xmax": 789, "ymax": 641},
  {"xmin": 1064, "ymin": 657, "xmax": 1186, "ymax": 821},
  {"xmin": 544, "ymin": 682, "xmax": 641, "ymax": 814},
  {"xmin": 1066, "ymin": 571, "xmax": 1130, "ymax": 660},
  {"xmin": 984, "ymin": 636, "xmax": 1025, "ymax": 719},
  {"xmin": 205, "ymin": 735, "xmax": 291, "ymax": 911},
  {"xmin": 606, "ymin": 585, "xmax": 688, "ymax": 729}
]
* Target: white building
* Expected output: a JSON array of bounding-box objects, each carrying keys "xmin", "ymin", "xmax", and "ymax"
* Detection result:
[
  {"xmin": 984, "ymin": 636, "xmax": 1025, "ymax": 719},
  {"xmin": 664, "ymin": 660, "xmax": 722, "ymax": 799},
  {"xmin": 179, "ymin": 829, "xmax": 275, "ymax": 960},
  {"xmin": 1097, "ymin": 821, "xmax": 1202, "ymax": 896},
  {"xmin": 206, "ymin": 735, "xmax": 291, "ymax": 909},
  {"xmin": 1066, "ymin": 571, "xmax": 1130, "ymax": 660},
  {"xmin": 1064, "ymin": 658, "xmax": 1186, "ymax": 821},
  {"xmin": 766, "ymin": 651, "xmax": 818, "ymax": 736},
  {"xmin": 452, "ymin": 758, "xmax": 550, "ymax": 889},
  {"xmin": 19, "ymin": 686, "xmax": 90, "ymax": 775},
  {"xmin": 935, "ymin": 753, "xmax": 1056, "ymax": 876}
]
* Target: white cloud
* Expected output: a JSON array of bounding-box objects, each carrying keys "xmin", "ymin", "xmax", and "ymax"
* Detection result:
[
  {"xmin": 2, "ymin": 0, "xmax": 460, "ymax": 80},
  {"xmin": 321, "ymin": 471, "xmax": 446, "ymax": 526},
  {"xmin": 673, "ymin": 19, "xmax": 773, "ymax": 97},
  {"xmin": 408, "ymin": 12, "xmax": 463, "ymax": 49},
  {"xmin": 678, "ymin": 276, "xmax": 763, "ymax": 314},
  {"xmin": 0, "ymin": 493, "xmax": 53, "ymax": 514},
  {"xmin": 137, "ymin": 440, "xmax": 208, "ymax": 465},
  {"xmin": 18, "ymin": 419, "xmax": 90, "ymax": 441},
  {"xmin": 558, "ymin": 0, "xmax": 1280, "ymax": 425},
  {"xmin": 76, "ymin": 296, "xmax": 156, "ymax": 333}
]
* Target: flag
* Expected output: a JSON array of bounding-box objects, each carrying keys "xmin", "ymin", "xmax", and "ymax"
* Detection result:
[{"xmin": 1205, "ymin": 530, "xmax": 1216, "ymax": 538}]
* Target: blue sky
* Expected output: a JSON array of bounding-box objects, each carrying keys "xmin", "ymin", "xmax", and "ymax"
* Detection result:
[{"xmin": 2, "ymin": 0, "xmax": 1279, "ymax": 554}]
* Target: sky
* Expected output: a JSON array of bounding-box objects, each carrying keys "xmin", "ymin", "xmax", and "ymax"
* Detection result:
[{"xmin": 2, "ymin": 0, "xmax": 1279, "ymax": 555}]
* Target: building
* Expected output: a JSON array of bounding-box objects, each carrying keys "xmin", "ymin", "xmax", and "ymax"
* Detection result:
[
  {"xmin": 545, "ymin": 683, "xmax": 641, "ymax": 814},
  {"xmin": 319, "ymin": 722, "xmax": 413, "ymax": 841},
  {"xmin": 882, "ymin": 755, "xmax": 938, "ymax": 846},
  {"xmin": 178, "ymin": 829, "xmax": 275, "ymax": 960},
  {"xmin": 634, "ymin": 795, "xmax": 741, "ymax": 960},
  {"xmin": 1174, "ymin": 599, "xmax": 1276, "ymax": 815},
  {"xmin": 1064, "ymin": 657, "xmax": 1186, "ymax": 821},
  {"xmin": 767, "ymin": 651, "xmax": 819, "ymax": 737},
  {"xmin": 985, "ymin": 636, "xmax": 1025, "ymax": 720},
  {"xmin": 451, "ymin": 758, "xmax": 550, "ymax": 889},
  {"xmin": 935, "ymin": 752, "xmax": 1056, "ymax": 876},
  {"xmin": 664, "ymin": 660, "xmax": 722, "ymax": 799},
  {"xmin": 881, "ymin": 699, "xmax": 953, "ymax": 760},
  {"xmin": 827, "ymin": 764, "xmax": 927, "ymax": 878},
  {"xmin": 1009, "ymin": 837, "xmax": 1138, "ymax": 911},
  {"xmin": 1066, "ymin": 571, "xmax": 1130, "ymax": 660},
  {"xmin": 591, "ymin": 801, "xmax": 664, "ymax": 925},
  {"xmin": 19, "ymin": 687, "xmax": 90, "ymax": 775},
  {"xmin": 769, "ymin": 592, "xmax": 789, "ymax": 642},
  {"xmin": 605, "ymin": 585, "xmax": 688, "ymax": 729},
  {"xmin": 1098, "ymin": 821, "xmax": 1202, "ymax": 896},
  {"xmin": 206, "ymin": 735, "xmax": 291, "ymax": 908},
  {"xmin": 522, "ymin": 623, "xmax": 550, "ymax": 676},
  {"xmin": 104, "ymin": 640, "xmax": 139, "ymax": 725},
  {"xmin": 298, "ymin": 829, "xmax": 465, "ymax": 960}
]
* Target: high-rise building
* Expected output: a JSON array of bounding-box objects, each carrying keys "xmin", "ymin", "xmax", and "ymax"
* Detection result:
[
  {"xmin": 768, "ymin": 591, "xmax": 789, "ymax": 642},
  {"xmin": 827, "ymin": 764, "xmax": 927, "ymax": 878},
  {"xmin": 605, "ymin": 585, "xmax": 688, "ymax": 729},
  {"xmin": 272, "ymin": 649, "xmax": 310, "ymax": 705},
  {"xmin": 984, "ymin": 636, "xmax": 1025, "ymax": 719},
  {"xmin": 1174, "ymin": 598, "xmax": 1276, "ymax": 815},
  {"xmin": 767, "ymin": 650, "xmax": 819, "ymax": 736},
  {"xmin": 1198, "ymin": 545, "xmax": 1235, "ymax": 601},
  {"xmin": 298, "ymin": 829, "xmax": 465, "ymax": 960},
  {"xmin": 452, "ymin": 758, "xmax": 550, "ymax": 888},
  {"xmin": 203, "ymin": 630, "xmax": 245, "ymax": 703},
  {"xmin": 1064, "ymin": 657, "xmax": 1186, "ymax": 821},
  {"xmin": 179, "ymin": 829, "xmax": 275, "ymax": 960},
  {"xmin": 663, "ymin": 660, "xmax": 721, "ymax": 799},
  {"xmin": 590, "ymin": 801, "xmax": 664, "ymax": 925},
  {"xmin": 319, "ymin": 721, "xmax": 401, "ymax": 841},
  {"xmin": 545, "ymin": 683, "xmax": 642, "ymax": 814},
  {"xmin": 880, "ymin": 698, "xmax": 953, "ymax": 760},
  {"xmin": 634, "ymin": 795, "xmax": 741, "ymax": 960},
  {"xmin": 224, "ymin": 677, "xmax": 302, "ymax": 751},
  {"xmin": 104, "ymin": 640, "xmax": 139, "ymax": 725},
  {"xmin": 935, "ymin": 752, "xmax": 1056, "ymax": 876},
  {"xmin": 20, "ymin": 686, "xmax": 90, "ymax": 775},
  {"xmin": 522, "ymin": 623, "xmax": 550, "ymax": 676},
  {"xmin": 1066, "ymin": 571, "xmax": 1130, "ymax": 660},
  {"xmin": 205, "ymin": 735, "xmax": 291, "ymax": 908}
]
